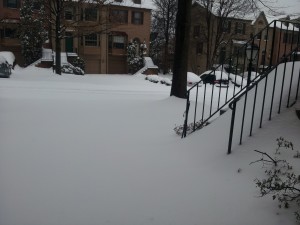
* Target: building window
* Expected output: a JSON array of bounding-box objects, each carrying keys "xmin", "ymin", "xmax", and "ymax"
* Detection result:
[
  {"xmin": 132, "ymin": 11, "xmax": 143, "ymax": 25},
  {"xmin": 4, "ymin": 0, "xmax": 19, "ymax": 8},
  {"xmin": 222, "ymin": 20, "xmax": 231, "ymax": 33},
  {"xmin": 256, "ymin": 32, "xmax": 262, "ymax": 40},
  {"xmin": 133, "ymin": 0, "xmax": 141, "ymax": 4},
  {"xmin": 235, "ymin": 22, "xmax": 245, "ymax": 34},
  {"xmin": 113, "ymin": 36, "xmax": 126, "ymax": 49},
  {"xmin": 4, "ymin": 28, "xmax": 16, "ymax": 38},
  {"xmin": 233, "ymin": 46, "xmax": 244, "ymax": 57},
  {"xmin": 85, "ymin": 33, "xmax": 98, "ymax": 46},
  {"xmin": 32, "ymin": 0, "xmax": 41, "ymax": 10},
  {"xmin": 283, "ymin": 33, "xmax": 298, "ymax": 44},
  {"xmin": 193, "ymin": 25, "xmax": 200, "ymax": 38},
  {"xmin": 219, "ymin": 47, "xmax": 226, "ymax": 64},
  {"xmin": 196, "ymin": 42, "xmax": 203, "ymax": 54},
  {"xmin": 65, "ymin": 8, "xmax": 74, "ymax": 20},
  {"xmin": 111, "ymin": 10, "xmax": 128, "ymax": 23},
  {"xmin": 85, "ymin": 8, "xmax": 97, "ymax": 21}
]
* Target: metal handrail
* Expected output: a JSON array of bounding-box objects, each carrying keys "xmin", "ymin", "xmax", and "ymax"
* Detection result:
[{"xmin": 181, "ymin": 20, "xmax": 300, "ymax": 152}]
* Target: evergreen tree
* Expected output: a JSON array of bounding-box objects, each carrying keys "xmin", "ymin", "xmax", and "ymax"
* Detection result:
[
  {"xmin": 127, "ymin": 41, "xmax": 143, "ymax": 74},
  {"xmin": 19, "ymin": 0, "xmax": 47, "ymax": 66}
]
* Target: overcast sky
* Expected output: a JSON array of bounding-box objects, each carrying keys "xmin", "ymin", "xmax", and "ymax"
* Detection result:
[{"xmin": 264, "ymin": 0, "xmax": 300, "ymax": 16}]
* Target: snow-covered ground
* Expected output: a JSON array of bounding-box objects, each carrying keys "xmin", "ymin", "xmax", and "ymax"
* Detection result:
[{"xmin": 0, "ymin": 66, "xmax": 300, "ymax": 225}]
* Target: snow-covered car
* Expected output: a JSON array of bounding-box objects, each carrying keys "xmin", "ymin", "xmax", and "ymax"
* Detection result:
[
  {"xmin": 187, "ymin": 72, "xmax": 201, "ymax": 86},
  {"xmin": 199, "ymin": 70, "xmax": 229, "ymax": 87},
  {"xmin": 228, "ymin": 73, "xmax": 247, "ymax": 87},
  {"xmin": 0, "ymin": 51, "xmax": 15, "ymax": 68},
  {"xmin": 240, "ymin": 71, "xmax": 260, "ymax": 82},
  {"xmin": 0, "ymin": 56, "xmax": 11, "ymax": 78}
]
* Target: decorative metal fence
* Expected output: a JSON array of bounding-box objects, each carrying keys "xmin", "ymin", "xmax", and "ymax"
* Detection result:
[{"xmin": 181, "ymin": 20, "xmax": 300, "ymax": 154}]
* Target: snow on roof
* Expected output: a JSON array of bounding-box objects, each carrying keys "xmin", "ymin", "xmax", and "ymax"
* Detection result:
[
  {"xmin": 0, "ymin": 51, "xmax": 15, "ymax": 66},
  {"xmin": 232, "ymin": 40, "xmax": 247, "ymax": 45},
  {"xmin": 260, "ymin": 14, "xmax": 300, "ymax": 31},
  {"xmin": 110, "ymin": 0, "xmax": 154, "ymax": 10}
]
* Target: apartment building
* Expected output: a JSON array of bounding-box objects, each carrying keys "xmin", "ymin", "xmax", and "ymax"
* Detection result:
[
  {"xmin": 189, "ymin": 3, "xmax": 299, "ymax": 75},
  {"xmin": 58, "ymin": 0, "xmax": 152, "ymax": 74},
  {"xmin": 0, "ymin": 0, "xmax": 152, "ymax": 74},
  {"xmin": 0, "ymin": 0, "xmax": 23, "ymax": 65},
  {"xmin": 189, "ymin": 2, "xmax": 253, "ymax": 74}
]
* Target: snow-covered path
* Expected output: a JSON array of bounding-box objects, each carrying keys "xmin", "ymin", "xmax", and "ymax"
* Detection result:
[{"xmin": 0, "ymin": 67, "xmax": 299, "ymax": 225}]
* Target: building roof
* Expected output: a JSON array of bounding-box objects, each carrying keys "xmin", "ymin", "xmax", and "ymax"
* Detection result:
[
  {"xmin": 252, "ymin": 11, "xmax": 300, "ymax": 31},
  {"xmin": 110, "ymin": 0, "xmax": 154, "ymax": 10}
]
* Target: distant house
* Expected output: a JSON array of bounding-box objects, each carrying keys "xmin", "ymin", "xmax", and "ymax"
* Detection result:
[
  {"xmin": 252, "ymin": 12, "xmax": 299, "ymax": 72},
  {"xmin": 189, "ymin": 2, "xmax": 253, "ymax": 74},
  {"xmin": 188, "ymin": 2, "xmax": 299, "ymax": 75}
]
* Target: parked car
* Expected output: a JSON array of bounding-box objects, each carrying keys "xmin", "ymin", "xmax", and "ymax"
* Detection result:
[
  {"xmin": 228, "ymin": 73, "xmax": 247, "ymax": 87},
  {"xmin": 240, "ymin": 71, "xmax": 260, "ymax": 81},
  {"xmin": 199, "ymin": 70, "xmax": 229, "ymax": 87},
  {"xmin": 0, "ymin": 56, "xmax": 11, "ymax": 78},
  {"xmin": 187, "ymin": 72, "xmax": 201, "ymax": 86}
]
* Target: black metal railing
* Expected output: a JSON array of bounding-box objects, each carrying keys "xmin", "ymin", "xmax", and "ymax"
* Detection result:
[{"xmin": 181, "ymin": 20, "xmax": 300, "ymax": 153}]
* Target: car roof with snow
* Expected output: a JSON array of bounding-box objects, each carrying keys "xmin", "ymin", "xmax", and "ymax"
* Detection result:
[{"xmin": 200, "ymin": 70, "xmax": 229, "ymax": 80}]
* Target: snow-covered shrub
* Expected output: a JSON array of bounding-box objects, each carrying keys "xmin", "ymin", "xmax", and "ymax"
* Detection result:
[
  {"xmin": 252, "ymin": 137, "xmax": 300, "ymax": 222},
  {"xmin": 160, "ymin": 78, "xmax": 172, "ymax": 86},
  {"xmin": 127, "ymin": 42, "xmax": 143, "ymax": 74},
  {"xmin": 70, "ymin": 56, "xmax": 85, "ymax": 72},
  {"xmin": 174, "ymin": 120, "xmax": 207, "ymax": 136},
  {"xmin": 146, "ymin": 75, "xmax": 160, "ymax": 83},
  {"xmin": 61, "ymin": 64, "xmax": 84, "ymax": 75}
]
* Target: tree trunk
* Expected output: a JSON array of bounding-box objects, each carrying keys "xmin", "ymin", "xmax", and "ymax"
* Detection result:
[
  {"xmin": 163, "ymin": 35, "xmax": 169, "ymax": 74},
  {"xmin": 170, "ymin": 0, "xmax": 192, "ymax": 98},
  {"xmin": 163, "ymin": 7, "xmax": 170, "ymax": 74},
  {"xmin": 55, "ymin": 0, "xmax": 61, "ymax": 75}
]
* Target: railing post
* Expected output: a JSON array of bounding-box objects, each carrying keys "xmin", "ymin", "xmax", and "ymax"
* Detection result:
[
  {"xmin": 182, "ymin": 91, "xmax": 190, "ymax": 138},
  {"xmin": 228, "ymin": 101, "xmax": 237, "ymax": 154},
  {"xmin": 269, "ymin": 21, "xmax": 277, "ymax": 67},
  {"xmin": 193, "ymin": 85, "xmax": 199, "ymax": 131}
]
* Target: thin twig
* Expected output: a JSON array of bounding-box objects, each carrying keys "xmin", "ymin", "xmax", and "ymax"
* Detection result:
[{"xmin": 254, "ymin": 150, "xmax": 278, "ymax": 166}]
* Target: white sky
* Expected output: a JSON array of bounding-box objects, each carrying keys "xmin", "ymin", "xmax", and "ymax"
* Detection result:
[{"xmin": 275, "ymin": 0, "xmax": 300, "ymax": 15}]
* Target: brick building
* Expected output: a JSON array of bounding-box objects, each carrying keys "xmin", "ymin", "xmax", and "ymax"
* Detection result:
[
  {"xmin": 189, "ymin": 2, "xmax": 253, "ymax": 74},
  {"xmin": 0, "ymin": 0, "xmax": 152, "ymax": 74},
  {"xmin": 0, "ymin": 0, "xmax": 23, "ymax": 65},
  {"xmin": 189, "ymin": 3, "xmax": 299, "ymax": 75}
]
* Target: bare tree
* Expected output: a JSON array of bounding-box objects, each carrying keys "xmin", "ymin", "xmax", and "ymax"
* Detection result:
[
  {"xmin": 40, "ymin": 0, "xmax": 112, "ymax": 75},
  {"xmin": 170, "ymin": 0, "xmax": 192, "ymax": 98},
  {"xmin": 152, "ymin": 0, "xmax": 177, "ymax": 74},
  {"xmin": 194, "ymin": 0, "xmax": 286, "ymax": 71},
  {"xmin": 195, "ymin": 0, "xmax": 258, "ymax": 70}
]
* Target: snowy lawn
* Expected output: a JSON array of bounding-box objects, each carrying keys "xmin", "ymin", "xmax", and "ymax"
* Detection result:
[{"xmin": 0, "ymin": 66, "xmax": 300, "ymax": 225}]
